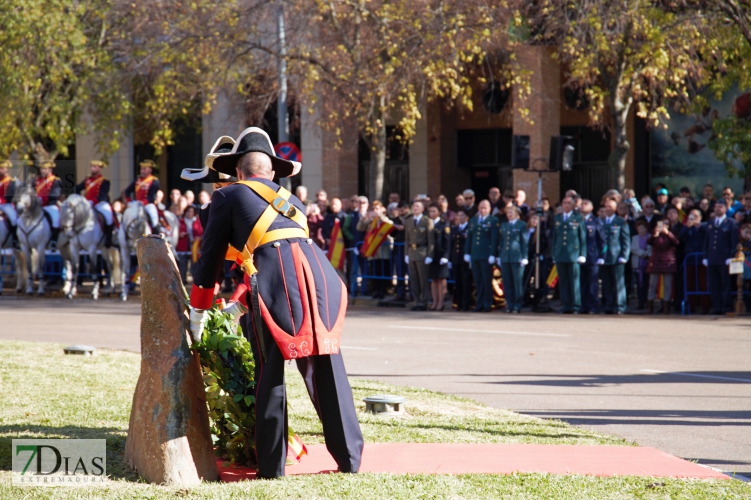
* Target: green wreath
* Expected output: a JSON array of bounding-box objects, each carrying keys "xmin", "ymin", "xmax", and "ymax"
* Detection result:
[{"xmin": 191, "ymin": 306, "xmax": 258, "ymax": 468}]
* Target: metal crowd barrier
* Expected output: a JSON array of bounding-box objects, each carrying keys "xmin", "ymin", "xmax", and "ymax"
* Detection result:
[
  {"xmin": 348, "ymin": 241, "xmax": 454, "ymax": 297},
  {"xmin": 0, "ymin": 249, "xmax": 111, "ymax": 289},
  {"xmin": 681, "ymin": 251, "xmax": 751, "ymax": 315}
]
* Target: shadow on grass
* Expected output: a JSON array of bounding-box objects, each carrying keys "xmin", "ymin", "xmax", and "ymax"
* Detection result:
[{"xmin": 0, "ymin": 424, "xmax": 141, "ymax": 482}]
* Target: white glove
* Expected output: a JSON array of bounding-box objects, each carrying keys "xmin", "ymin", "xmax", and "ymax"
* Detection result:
[
  {"xmin": 463, "ymin": 254, "xmax": 471, "ymax": 263},
  {"xmin": 488, "ymin": 255, "xmax": 496, "ymax": 265},
  {"xmin": 439, "ymin": 257, "xmax": 448, "ymax": 265},
  {"xmin": 405, "ymin": 255, "xmax": 410, "ymax": 265},
  {"xmin": 223, "ymin": 301, "xmax": 248, "ymax": 324},
  {"xmin": 617, "ymin": 257, "xmax": 627, "ymax": 264},
  {"xmin": 725, "ymin": 258, "xmax": 732, "ymax": 266},
  {"xmin": 702, "ymin": 259, "xmax": 708, "ymax": 267},
  {"xmin": 189, "ymin": 308, "xmax": 208, "ymax": 342},
  {"xmin": 520, "ymin": 258, "xmax": 529, "ymax": 267},
  {"xmin": 596, "ymin": 258, "xmax": 604, "ymax": 265},
  {"xmin": 352, "ymin": 247, "xmax": 360, "ymax": 256},
  {"xmin": 448, "ymin": 261, "xmax": 453, "ymax": 269},
  {"xmin": 425, "ymin": 257, "xmax": 433, "ymax": 265},
  {"xmin": 577, "ymin": 256, "xmax": 586, "ymax": 264}
]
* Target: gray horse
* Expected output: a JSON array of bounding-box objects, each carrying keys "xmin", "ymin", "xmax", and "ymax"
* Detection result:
[
  {"xmin": 120, "ymin": 201, "xmax": 179, "ymax": 300},
  {"xmin": 0, "ymin": 202, "xmax": 22, "ymax": 294},
  {"xmin": 13, "ymin": 184, "xmax": 53, "ymax": 295},
  {"xmin": 59, "ymin": 194, "xmax": 124, "ymax": 300}
]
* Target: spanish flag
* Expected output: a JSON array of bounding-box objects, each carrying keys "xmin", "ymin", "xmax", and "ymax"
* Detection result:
[
  {"xmin": 191, "ymin": 237, "xmax": 201, "ymax": 263},
  {"xmin": 287, "ymin": 430, "xmax": 307, "ymax": 463},
  {"xmin": 546, "ymin": 265, "xmax": 558, "ymax": 288},
  {"xmin": 129, "ymin": 268, "xmax": 140, "ymax": 284},
  {"xmin": 360, "ymin": 218, "xmax": 394, "ymax": 258},
  {"xmin": 327, "ymin": 219, "xmax": 346, "ymax": 269}
]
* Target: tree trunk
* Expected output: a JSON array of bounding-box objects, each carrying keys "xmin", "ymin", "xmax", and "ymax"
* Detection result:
[
  {"xmin": 608, "ymin": 92, "xmax": 631, "ymax": 192},
  {"xmin": 368, "ymin": 98, "xmax": 387, "ymax": 202}
]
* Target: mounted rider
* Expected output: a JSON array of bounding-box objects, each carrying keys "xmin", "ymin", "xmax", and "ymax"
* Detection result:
[
  {"xmin": 0, "ymin": 159, "xmax": 19, "ymax": 247},
  {"xmin": 75, "ymin": 160, "xmax": 115, "ymax": 247},
  {"xmin": 123, "ymin": 159, "xmax": 162, "ymax": 234},
  {"xmin": 34, "ymin": 160, "xmax": 62, "ymax": 249}
]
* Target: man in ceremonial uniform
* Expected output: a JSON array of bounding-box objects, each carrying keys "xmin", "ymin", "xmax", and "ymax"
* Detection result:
[
  {"xmin": 551, "ymin": 197, "xmax": 586, "ymax": 314},
  {"xmin": 600, "ymin": 199, "xmax": 631, "ymax": 314},
  {"xmin": 404, "ymin": 200, "xmax": 434, "ymax": 311},
  {"xmin": 450, "ymin": 210, "xmax": 472, "ymax": 311},
  {"xmin": 188, "ymin": 128, "xmax": 362, "ymax": 479},
  {"xmin": 34, "ymin": 160, "xmax": 63, "ymax": 248},
  {"xmin": 124, "ymin": 159, "xmax": 161, "ymax": 233},
  {"xmin": 0, "ymin": 160, "xmax": 19, "ymax": 246},
  {"xmin": 76, "ymin": 160, "xmax": 115, "ymax": 247},
  {"xmin": 464, "ymin": 200, "xmax": 499, "ymax": 312},
  {"xmin": 579, "ymin": 199, "xmax": 605, "ymax": 314},
  {"xmin": 703, "ymin": 199, "xmax": 738, "ymax": 314}
]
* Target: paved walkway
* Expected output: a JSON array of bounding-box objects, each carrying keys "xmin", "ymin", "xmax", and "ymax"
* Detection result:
[
  {"xmin": 217, "ymin": 444, "xmax": 729, "ymax": 480},
  {"xmin": 0, "ymin": 297, "xmax": 748, "ymax": 478}
]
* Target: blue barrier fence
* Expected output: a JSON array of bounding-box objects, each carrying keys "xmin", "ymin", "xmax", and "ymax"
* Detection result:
[
  {"xmin": 0, "ymin": 249, "xmax": 111, "ymax": 287},
  {"xmin": 681, "ymin": 251, "xmax": 751, "ymax": 315},
  {"xmin": 347, "ymin": 241, "xmax": 455, "ymax": 297}
]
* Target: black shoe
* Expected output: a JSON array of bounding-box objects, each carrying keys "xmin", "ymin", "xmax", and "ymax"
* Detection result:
[
  {"xmin": 571, "ymin": 311, "xmax": 579, "ymax": 315},
  {"xmin": 410, "ymin": 305, "xmax": 427, "ymax": 311},
  {"xmin": 472, "ymin": 307, "xmax": 486, "ymax": 312},
  {"xmin": 616, "ymin": 311, "xmax": 624, "ymax": 315}
]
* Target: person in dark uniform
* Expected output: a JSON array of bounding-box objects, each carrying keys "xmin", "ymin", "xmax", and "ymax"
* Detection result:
[
  {"xmin": 34, "ymin": 160, "xmax": 63, "ymax": 248},
  {"xmin": 427, "ymin": 203, "xmax": 450, "ymax": 310},
  {"xmin": 123, "ymin": 160, "xmax": 161, "ymax": 233},
  {"xmin": 404, "ymin": 200, "xmax": 434, "ymax": 311},
  {"xmin": 702, "ymin": 199, "xmax": 738, "ymax": 314},
  {"xmin": 600, "ymin": 199, "xmax": 631, "ymax": 314},
  {"xmin": 579, "ymin": 199, "xmax": 605, "ymax": 314},
  {"xmin": 450, "ymin": 210, "xmax": 472, "ymax": 311},
  {"xmin": 188, "ymin": 127, "xmax": 363, "ymax": 479},
  {"xmin": 551, "ymin": 196, "xmax": 586, "ymax": 314},
  {"xmin": 76, "ymin": 160, "xmax": 115, "ymax": 247},
  {"xmin": 465, "ymin": 200, "xmax": 499, "ymax": 312},
  {"xmin": 498, "ymin": 205, "xmax": 528, "ymax": 313}
]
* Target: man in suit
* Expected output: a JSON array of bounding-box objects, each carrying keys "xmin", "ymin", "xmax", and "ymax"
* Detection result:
[
  {"xmin": 740, "ymin": 191, "xmax": 751, "ymax": 224},
  {"xmin": 189, "ymin": 127, "xmax": 363, "ymax": 478},
  {"xmin": 449, "ymin": 210, "xmax": 472, "ymax": 311},
  {"xmin": 703, "ymin": 198, "xmax": 738, "ymax": 314},
  {"xmin": 464, "ymin": 200, "xmax": 500, "ymax": 312},
  {"xmin": 600, "ymin": 199, "xmax": 631, "ymax": 314},
  {"xmin": 551, "ymin": 196, "xmax": 587, "ymax": 313},
  {"xmin": 579, "ymin": 199, "xmax": 605, "ymax": 314},
  {"xmin": 404, "ymin": 199, "xmax": 434, "ymax": 311}
]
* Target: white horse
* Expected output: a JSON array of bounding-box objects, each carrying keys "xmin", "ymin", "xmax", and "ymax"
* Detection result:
[
  {"xmin": 0, "ymin": 204, "xmax": 23, "ymax": 294},
  {"xmin": 13, "ymin": 184, "xmax": 52, "ymax": 295},
  {"xmin": 120, "ymin": 201, "xmax": 179, "ymax": 301},
  {"xmin": 59, "ymin": 194, "xmax": 124, "ymax": 300}
]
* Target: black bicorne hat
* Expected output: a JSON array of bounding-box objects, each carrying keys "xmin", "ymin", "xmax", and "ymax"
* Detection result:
[
  {"xmin": 211, "ymin": 127, "xmax": 301, "ymax": 178},
  {"xmin": 181, "ymin": 136, "xmax": 237, "ymax": 183}
]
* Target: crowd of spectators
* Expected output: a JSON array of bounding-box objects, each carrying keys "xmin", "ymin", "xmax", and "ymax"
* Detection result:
[{"xmin": 307, "ymin": 182, "xmax": 751, "ymax": 315}]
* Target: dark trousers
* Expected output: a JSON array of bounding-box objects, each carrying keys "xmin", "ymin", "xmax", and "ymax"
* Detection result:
[
  {"xmin": 241, "ymin": 313, "xmax": 363, "ymax": 478},
  {"xmin": 557, "ymin": 262, "xmax": 581, "ymax": 312},
  {"xmin": 501, "ymin": 262, "xmax": 524, "ymax": 311},
  {"xmin": 579, "ymin": 264, "xmax": 600, "ymax": 313},
  {"xmin": 452, "ymin": 261, "xmax": 473, "ymax": 310},
  {"xmin": 601, "ymin": 264, "xmax": 627, "ymax": 313},
  {"xmin": 408, "ymin": 258, "xmax": 430, "ymax": 306},
  {"xmin": 707, "ymin": 264, "xmax": 731, "ymax": 313},
  {"xmin": 471, "ymin": 259, "xmax": 493, "ymax": 310}
]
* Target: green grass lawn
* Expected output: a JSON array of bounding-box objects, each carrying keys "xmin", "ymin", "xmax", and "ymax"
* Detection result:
[{"xmin": 0, "ymin": 340, "xmax": 747, "ymax": 499}]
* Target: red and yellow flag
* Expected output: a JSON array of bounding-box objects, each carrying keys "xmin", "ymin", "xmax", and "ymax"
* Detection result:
[
  {"xmin": 287, "ymin": 431, "xmax": 308, "ymax": 463},
  {"xmin": 546, "ymin": 265, "xmax": 558, "ymax": 288},
  {"xmin": 327, "ymin": 219, "xmax": 346, "ymax": 269},
  {"xmin": 191, "ymin": 237, "xmax": 202, "ymax": 263},
  {"xmin": 360, "ymin": 218, "xmax": 394, "ymax": 258}
]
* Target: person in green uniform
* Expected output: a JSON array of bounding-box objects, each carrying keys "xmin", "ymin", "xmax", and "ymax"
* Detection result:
[
  {"xmin": 464, "ymin": 200, "xmax": 500, "ymax": 312},
  {"xmin": 551, "ymin": 196, "xmax": 587, "ymax": 313},
  {"xmin": 498, "ymin": 205, "xmax": 529, "ymax": 313},
  {"xmin": 600, "ymin": 199, "xmax": 631, "ymax": 314}
]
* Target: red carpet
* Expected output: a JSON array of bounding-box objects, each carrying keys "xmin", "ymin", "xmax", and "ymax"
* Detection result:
[{"xmin": 216, "ymin": 443, "xmax": 728, "ymax": 481}]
